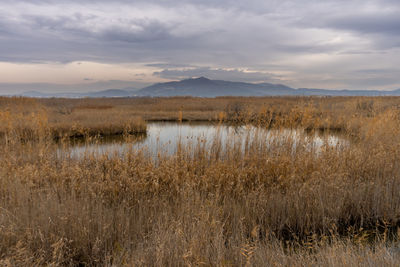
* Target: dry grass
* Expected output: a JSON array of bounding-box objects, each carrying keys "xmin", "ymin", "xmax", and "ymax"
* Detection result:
[
  {"xmin": 37, "ymin": 95, "xmax": 400, "ymax": 129},
  {"xmin": 1, "ymin": 96, "xmax": 400, "ymax": 265},
  {"xmin": 0, "ymin": 97, "xmax": 146, "ymax": 140}
]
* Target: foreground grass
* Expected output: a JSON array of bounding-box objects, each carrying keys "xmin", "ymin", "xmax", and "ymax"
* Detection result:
[{"xmin": 1, "ymin": 96, "xmax": 400, "ymax": 265}]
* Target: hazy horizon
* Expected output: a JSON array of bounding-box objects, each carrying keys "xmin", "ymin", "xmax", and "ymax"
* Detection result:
[
  {"xmin": 2, "ymin": 76, "xmax": 400, "ymax": 96},
  {"xmin": 1, "ymin": 0, "xmax": 400, "ymax": 93}
]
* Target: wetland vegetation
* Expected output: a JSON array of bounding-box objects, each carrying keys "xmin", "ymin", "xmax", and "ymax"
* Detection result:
[{"xmin": 1, "ymin": 96, "xmax": 400, "ymax": 266}]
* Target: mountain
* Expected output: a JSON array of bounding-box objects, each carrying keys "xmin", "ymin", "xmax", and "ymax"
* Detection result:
[
  {"xmin": 136, "ymin": 77, "xmax": 400, "ymax": 97},
  {"xmin": 18, "ymin": 77, "xmax": 400, "ymax": 98},
  {"xmin": 0, "ymin": 80, "xmax": 148, "ymax": 96},
  {"xmin": 86, "ymin": 89, "xmax": 133, "ymax": 97},
  {"xmin": 135, "ymin": 77, "xmax": 296, "ymax": 97},
  {"xmin": 21, "ymin": 91, "xmax": 50, "ymax": 98},
  {"xmin": 296, "ymin": 88, "xmax": 400, "ymax": 96},
  {"xmin": 21, "ymin": 88, "xmax": 136, "ymax": 98}
]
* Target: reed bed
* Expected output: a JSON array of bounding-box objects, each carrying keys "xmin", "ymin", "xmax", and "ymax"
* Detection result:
[
  {"xmin": 1, "ymin": 96, "xmax": 400, "ymax": 265},
  {"xmin": 0, "ymin": 97, "xmax": 146, "ymax": 140},
  {"xmin": 37, "ymin": 96, "xmax": 400, "ymax": 128}
]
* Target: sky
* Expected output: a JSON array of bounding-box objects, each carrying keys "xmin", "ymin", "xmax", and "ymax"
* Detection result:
[{"xmin": 1, "ymin": 0, "xmax": 400, "ymax": 93}]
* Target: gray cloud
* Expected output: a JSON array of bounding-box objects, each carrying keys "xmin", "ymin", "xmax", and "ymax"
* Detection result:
[
  {"xmin": 293, "ymin": 2, "xmax": 400, "ymax": 50},
  {"xmin": 153, "ymin": 67, "xmax": 282, "ymax": 83},
  {"xmin": 1, "ymin": 0, "xmax": 400, "ymax": 90},
  {"xmin": 326, "ymin": 14, "xmax": 400, "ymax": 35},
  {"xmin": 146, "ymin": 63, "xmax": 195, "ymax": 68},
  {"xmin": 100, "ymin": 20, "xmax": 172, "ymax": 43}
]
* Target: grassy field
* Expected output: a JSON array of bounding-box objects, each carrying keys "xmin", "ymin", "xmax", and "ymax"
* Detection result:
[
  {"xmin": 1, "ymin": 96, "xmax": 400, "ymax": 266},
  {"xmin": 0, "ymin": 97, "xmax": 146, "ymax": 141}
]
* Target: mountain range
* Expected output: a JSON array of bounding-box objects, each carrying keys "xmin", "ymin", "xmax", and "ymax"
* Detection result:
[{"xmin": 20, "ymin": 77, "xmax": 400, "ymax": 98}]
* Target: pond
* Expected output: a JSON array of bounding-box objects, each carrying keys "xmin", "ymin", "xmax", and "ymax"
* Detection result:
[{"xmin": 60, "ymin": 122, "xmax": 348, "ymax": 159}]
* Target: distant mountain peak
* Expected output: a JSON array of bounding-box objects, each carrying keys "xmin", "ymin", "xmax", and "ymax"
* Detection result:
[
  {"xmin": 175, "ymin": 76, "xmax": 215, "ymax": 87},
  {"xmin": 193, "ymin": 76, "xmax": 210, "ymax": 81},
  {"xmin": 184, "ymin": 76, "xmax": 213, "ymax": 83},
  {"xmin": 136, "ymin": 77, "xmax": 295, "ymax": 97},
  {"xmin": 18, "ymin": 78, "xmax": 400, "ymax": 98}
]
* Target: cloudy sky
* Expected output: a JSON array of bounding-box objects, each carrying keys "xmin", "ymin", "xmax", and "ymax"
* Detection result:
[{"xmin": 1, "ymin": 0, "xmax": 400, "ymax": 93}]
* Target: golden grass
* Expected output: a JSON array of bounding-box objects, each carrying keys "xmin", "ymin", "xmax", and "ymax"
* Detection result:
[
  {"xmin": 36, "ymin": 95, "xmax": 400, "ymax": 129},
  {"xmin": 0, "ymin": 97, "xmax": 146, "ymax": 141},
  {"xmin": 1, "ymin": 96, "xmax": 400, "ymax": 265}
]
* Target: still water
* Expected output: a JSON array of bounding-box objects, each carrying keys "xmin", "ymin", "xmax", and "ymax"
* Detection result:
[{"xmin": 61, "ymin": 122, "xmax": 346, "ymax": 158}]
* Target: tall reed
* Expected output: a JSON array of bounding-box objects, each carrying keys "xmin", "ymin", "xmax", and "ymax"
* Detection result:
[{"xmin": 1, "ymin": 97, "xmax": 400, "ymax": 265}]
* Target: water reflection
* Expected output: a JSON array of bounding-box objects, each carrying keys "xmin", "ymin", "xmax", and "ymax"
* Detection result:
[{"xmin": 61, "ymin": 122, "xmax": 347, "ymax": 158}]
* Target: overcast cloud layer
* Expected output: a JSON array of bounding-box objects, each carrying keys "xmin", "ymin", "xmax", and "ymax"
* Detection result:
[{"xmin": 1, "ymin": 0, "xmax": 400, "ymax": 92}]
